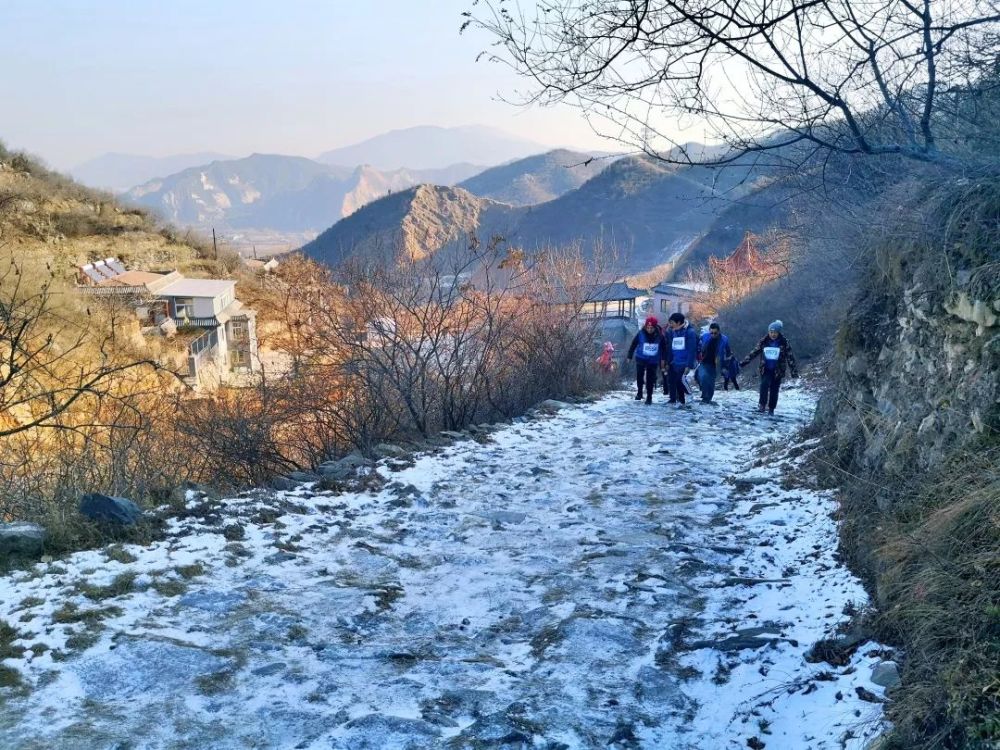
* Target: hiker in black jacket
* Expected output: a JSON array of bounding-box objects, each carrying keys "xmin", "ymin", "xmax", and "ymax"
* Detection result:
[{"xmin": 739, "ymin": 320, "xmax": 798, "ymax": 415}]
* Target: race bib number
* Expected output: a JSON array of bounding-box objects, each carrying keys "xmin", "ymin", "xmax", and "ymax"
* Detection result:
[
  {"xmin": 763, "ymin": 346, "xmax": 781, "ymax": 361},
  {"xmin": 641, "ymin": 343, "xmax": 659, "ymax": 357},
  {"xmin": 672, "ymin": 337, "xmax": 685, "ymax": 350}
]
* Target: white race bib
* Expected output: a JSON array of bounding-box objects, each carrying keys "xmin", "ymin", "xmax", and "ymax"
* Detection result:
[
  {"xmin": 763, "ymin": 346, "xmax": 781, "ymax": 361},
  {"xmin": 641, "ymin": 342, "xmax": 659, "ymax": 357},
  {"xmin": 672, "ymin": 337, "xmax": 685, "ymax": 350}
]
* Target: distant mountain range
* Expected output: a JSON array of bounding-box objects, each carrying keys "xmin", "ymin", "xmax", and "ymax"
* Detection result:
[
  {"xmin": 123, "ymin": 154, "xmax": 485, "ymax": 233},
  {"xmin": 71, "ymin": 123, "xmax": 557, "ymax": 195},
  {"xmin": 69, "ymin": 152, "xmax": 235, "ymax": 192},
  {"xmin": 303, "ymin": 153, "xmax": 777, "ymax": 274},
  {"xmin": 120, "ymin": 145, "xmax": 617, "ymax": 239},
  {"xmin": 316, "ymin": 125, "xmax": 553, "ymax": 170}
]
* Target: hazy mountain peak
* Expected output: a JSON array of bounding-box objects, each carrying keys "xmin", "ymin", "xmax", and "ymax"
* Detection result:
[
  {"xmin": 316, "ymin": 124, "xmax": 553, "ymax": 171},
  {"xmin": 70, "ymin": 151, "xmax": 236, "ymax": 192},
  {"xmin": 457, "ymin": 148, "xmax": 611, "ymax": 206}
]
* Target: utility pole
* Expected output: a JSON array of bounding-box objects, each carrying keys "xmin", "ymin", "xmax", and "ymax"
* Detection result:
[
  {"xmin": 212, "ymin": 228, "xmax": 218, "ymax": 259},
  {"xmin": 253, "ymin": 244, "xmax": 258, "ymax": 260}
]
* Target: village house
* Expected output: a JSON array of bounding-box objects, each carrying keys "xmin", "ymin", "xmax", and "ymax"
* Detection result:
[
  {"xmin": 77, "ymin": 258, "xmax": 259, "ymax": 387},
  {"xmin": 551, "ymin": 281, "xmax": 649, "ymax": 353},
  {"xmin": 651, "ymin": 281, "xmax": 710, "ymax": 320}
]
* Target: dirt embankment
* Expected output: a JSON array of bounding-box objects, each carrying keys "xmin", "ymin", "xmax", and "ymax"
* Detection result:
[{"xmin": 814, "ymin": 177, "xmax": 1000, "ymax": 749}]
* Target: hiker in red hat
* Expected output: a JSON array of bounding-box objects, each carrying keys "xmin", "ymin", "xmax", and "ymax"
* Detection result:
[{"xmin": 626, "ymin": 316, "xmax": 666, "ymax": 404}]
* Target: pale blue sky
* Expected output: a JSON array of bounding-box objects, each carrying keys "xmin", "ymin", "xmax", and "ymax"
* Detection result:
[{"xmin": 1, "ymin": 0, "xmax": 637, "ymax": 170}]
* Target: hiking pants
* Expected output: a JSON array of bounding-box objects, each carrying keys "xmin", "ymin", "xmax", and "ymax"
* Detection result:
[
  {"xmin": 636, "ymin": 362, "xmax": 658, "ymax": 399},
  {"xmin": 698, "ymin": 365, "xmax": 717, "ymax": 403},
  {"xmin": 667, "ymin": 365, "xmax": 687, "ymax": 404},
  {"xmin": 759, "ymin": 370, "xmax": 782, "ymax": 411}
]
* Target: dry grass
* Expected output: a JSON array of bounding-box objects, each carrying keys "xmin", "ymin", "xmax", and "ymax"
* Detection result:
[{"xmin": 865, "ymin": 445, "xmax": 1000, "ymax": 749}]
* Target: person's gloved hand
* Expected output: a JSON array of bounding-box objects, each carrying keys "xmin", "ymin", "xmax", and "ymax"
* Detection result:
[{"xmin": 739, "ymin": 359, "xmax": 750, "ymax": 368}]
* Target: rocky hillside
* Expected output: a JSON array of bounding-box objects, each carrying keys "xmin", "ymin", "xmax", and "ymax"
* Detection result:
[
  {"xmin": 305, "ymin": 153, "xmax": 776, "ymax": 272},
  {"xmin": 675, "ymin": 180, "xmax": 796, "ymax": 274},
  {"xmin": 0, "ymin": 150, "xmax": 206, "ymax": 277},
  {"xmin": 124, "ymin": 155, "xmax": 483, "ymax": 235},
  {"xmin": 814, "ymin": 176, "xmax": 1000, "ymax": 748},
  {"xmin": 457, "ymin": 148, "xmax": 609, "ymax": 205},
  {"xmin": 513, "ymin": 154, "xmax": 767, "ymax": 270},
  {"xmin": 303, "ymin": 184, "xmax": 519, "ymax": 266},
  {"xmin": 818, "ymin": 178, "xmax": 999, "ymax": 478}
]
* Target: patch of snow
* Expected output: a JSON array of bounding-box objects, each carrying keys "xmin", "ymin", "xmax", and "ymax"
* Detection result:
[{"xmin": 0, "ymin": 384, "xmax": 889, "ymax": 748}]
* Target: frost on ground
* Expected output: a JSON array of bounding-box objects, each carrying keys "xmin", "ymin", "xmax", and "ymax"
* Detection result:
[{"xmin": 0, "ymin": 385, "xmax": 889, "ymax": 749}]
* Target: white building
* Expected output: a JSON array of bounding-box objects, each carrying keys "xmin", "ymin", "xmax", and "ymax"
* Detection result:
[
  {"xmin": 78, "ymin": 259, "xmax": 259, "ymax": 386},
  {"xmin": 651, "ymin": 281, "xmax": 710, "ymax": 321}
]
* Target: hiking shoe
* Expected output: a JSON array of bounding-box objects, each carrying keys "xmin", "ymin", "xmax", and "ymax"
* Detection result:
[
  {"xmin": 634, "ymin": 393, "xmax": 643, "ymax": 400},
  {"xmin": 644, "ymin": 398, "xmax": 652, "ymax": 406},
  {"xmin": 768, "ymin": 408, "xmax": 775, "ymax": 416},
  {"xmin": 758, "ymin": 404, "xmax": 767, "ymax": 413}
]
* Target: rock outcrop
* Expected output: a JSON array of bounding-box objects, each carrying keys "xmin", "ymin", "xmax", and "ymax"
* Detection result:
[{"xmin": 816, "ymin": 183, "xmax": 1000, "ymax": 476}]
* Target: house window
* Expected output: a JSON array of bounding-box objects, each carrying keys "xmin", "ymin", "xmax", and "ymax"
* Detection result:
[
  {"xmin": 231, "ymin": 349, "xmax": 248, "ymax": 367},
  {"xmin": 174, "ymin": 297, "xmax": 194, "ymax": 318},
  {"xmin": 231, "ymin": 320, "xmax": 248, "ymax": 341},
  {"xmin": 660, "ymin": 299, "xmax": 669, "ymax": 313}
]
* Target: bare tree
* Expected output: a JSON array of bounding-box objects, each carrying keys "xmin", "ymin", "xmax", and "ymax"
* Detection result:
[
  {"xmin": 465, "ymin": 0, "xmax": 1000, "ymax": 166},
  {"xmin": 259, "ymin": 236, "xmax": 610, "ymax": 450}
]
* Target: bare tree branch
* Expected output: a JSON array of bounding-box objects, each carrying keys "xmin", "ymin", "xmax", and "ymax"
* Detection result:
[{"xmin": 465, "ymin": 0, "xmax": 1000, "ymax": 168}]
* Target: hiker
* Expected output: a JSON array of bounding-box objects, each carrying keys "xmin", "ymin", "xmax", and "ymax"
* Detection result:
[
  {"xmin": 697, "ymin": 322, "xmax": 733, "ymax": 404},
  {"xmin": 626, "ymin": 317, "xmax": 666, "ymax": 404},
  {"xmin": 665, "ymin": 312, "xmax": 698, "ymax": 407},
  {"xmin": 739, "ymin": 319, "xmax": 799, "ymax": 414},
  {"xmin": 596, "ymin": 341, "xmax": 616, "ymax": 373}
]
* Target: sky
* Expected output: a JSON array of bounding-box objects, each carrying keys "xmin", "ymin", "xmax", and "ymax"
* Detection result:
[{"xmin": 1, "ymin": 0, "xmax": 637, "ymax": 170}]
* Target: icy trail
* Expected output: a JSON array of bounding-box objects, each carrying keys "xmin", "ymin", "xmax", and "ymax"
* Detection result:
[{"xmin": 0, "ymin": 386, "xmax": 888, "ymax": 749}]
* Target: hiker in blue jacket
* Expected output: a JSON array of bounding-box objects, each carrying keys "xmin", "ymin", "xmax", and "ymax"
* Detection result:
[
  {"xmin": 626, "ymin": 316, "xmax": 666, "ymax": 405},
  {"xmin": 665, "ymin": 312, "xmax": 698, "ymax": 407},
  {"xmin": 740, "ymin": 320, "xmax": 799, "ymax": 414},
  {"xmin": 697, "ymin": 322, "xmax": 733, "ymax": 405}
]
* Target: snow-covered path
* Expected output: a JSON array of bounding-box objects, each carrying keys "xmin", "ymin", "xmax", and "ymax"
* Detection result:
[{"xmin": 0, "ymin": 386, "xmax": 888, "ymax": 749}]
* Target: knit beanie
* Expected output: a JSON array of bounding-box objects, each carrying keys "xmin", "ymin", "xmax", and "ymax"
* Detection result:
[{"xmin": 768, "ymin": 320, "xmax": 783, "ymax": 332}]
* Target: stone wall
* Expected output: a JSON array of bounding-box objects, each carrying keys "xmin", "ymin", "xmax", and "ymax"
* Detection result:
[{"xmin": 815, "ymin": 180, "xmax": 1000, "ymax": 480}]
